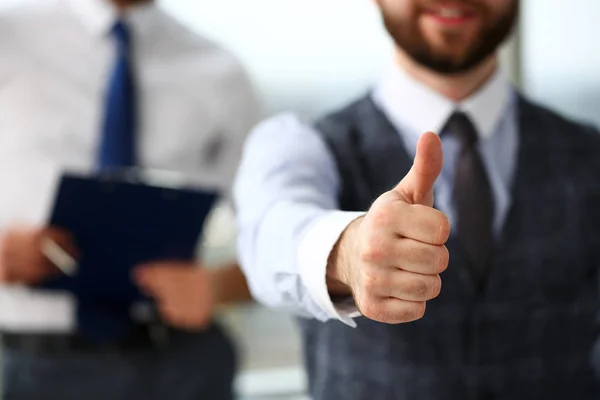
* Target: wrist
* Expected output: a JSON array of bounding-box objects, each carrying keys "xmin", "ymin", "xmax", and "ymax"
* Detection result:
[
  {"xmin": 203, "ymin": 268, "xmax": 221, "ymax": 306},
  {"xmin": 205, "ymin": 263, "xmax": 250, "ymax": 308},
  {"xmin": 326, "ymin": 217, "xmax": 361, "ymax": 297}
]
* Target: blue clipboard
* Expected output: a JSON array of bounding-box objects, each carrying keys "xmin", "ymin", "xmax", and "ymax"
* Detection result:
[{"xmin": 38, "ymin": 171, "xmax": 218, "ymax": 304}]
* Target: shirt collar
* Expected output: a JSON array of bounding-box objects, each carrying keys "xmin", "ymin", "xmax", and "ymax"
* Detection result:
[
  {"xmin": 373, "ymin": 62, "xmax": 510, "ymax": 141},
  {"xmin": 62, "ymin": 0, "xmax": 159, "ymax": 40}
]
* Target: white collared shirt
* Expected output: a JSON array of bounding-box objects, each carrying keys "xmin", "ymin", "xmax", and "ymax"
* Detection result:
[
  {"xmin": 0, "ymin": 0, "xmax": 261, "ymax": 331},
  {"xmin": 234, "ymin": 63, "xmax": 518, "ymax": 326},
  {"xmin": 374, "ymin": 63, "xmax": 510, "ymax": 139}
]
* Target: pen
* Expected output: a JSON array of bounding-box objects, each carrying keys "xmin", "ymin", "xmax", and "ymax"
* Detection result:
[{"xmin": 41, "ymin": 237, "xmax": 78, "ymax": 276}]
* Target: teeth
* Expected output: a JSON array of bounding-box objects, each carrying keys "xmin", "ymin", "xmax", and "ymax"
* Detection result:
[{"xmin": 437, "ymin": 8, "xmax": 464, "ymax": 18}]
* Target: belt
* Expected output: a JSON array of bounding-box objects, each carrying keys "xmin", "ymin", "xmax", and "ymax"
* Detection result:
[{"xmin": 1, "ymin": 323, "xmax": 173, "ymax": 354}]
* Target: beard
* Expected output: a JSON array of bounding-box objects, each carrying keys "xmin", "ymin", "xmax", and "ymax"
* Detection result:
[{"xmin": 380, "ymin": 0, "xmax": 519, "ymax": 75}]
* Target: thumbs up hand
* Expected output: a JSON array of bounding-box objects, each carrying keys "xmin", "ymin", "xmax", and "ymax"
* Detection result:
[{"xmin": 327, "ymin": 132, "xmax": 451, "ymax": 324}]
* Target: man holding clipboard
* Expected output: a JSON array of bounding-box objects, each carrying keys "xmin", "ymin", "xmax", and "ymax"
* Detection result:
[{"xmin": 0, "ymin": 0, "xmax": 260, "ymax": 399}]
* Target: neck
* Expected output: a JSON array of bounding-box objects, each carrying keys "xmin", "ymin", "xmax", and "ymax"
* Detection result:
[
  {"xmin": 396, "ymin": 49, "xmax": 498, "ymax": 102},
  {"xmin": 110, "ymin": 0, "xmax": 152, "ymax": 11}
]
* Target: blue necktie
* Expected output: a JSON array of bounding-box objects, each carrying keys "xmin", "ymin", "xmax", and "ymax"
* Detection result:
[
  {"xmin": 79, "ymin": 20, "xmax": 137, "ymax": 343},
  {"xmin": 97, "ymin": 20, "xmax": 137, "ymax": 171}
]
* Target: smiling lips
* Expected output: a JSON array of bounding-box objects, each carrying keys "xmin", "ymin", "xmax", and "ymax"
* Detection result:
[{"xmin": 424, "ymin": 3, "xmax": 478, "ymax": 26}]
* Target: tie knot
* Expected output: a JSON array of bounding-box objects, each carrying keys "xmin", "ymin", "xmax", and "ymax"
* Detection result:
[
  {"xmin": 112, "ymin": 20, "xmax": 131, "ymax": 48},
  {"xmin": 444, "ymin": 112, "xmax": 478, "ymax": 147}
]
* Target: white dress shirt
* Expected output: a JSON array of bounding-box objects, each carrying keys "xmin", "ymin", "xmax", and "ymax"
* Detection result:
[
  {"xmin": 0, "ymin": 0, "xmax": 261, "ymax": 332},
  {"xmin": 234, "ymin": 63, "xmax": 516, "ymax": 327}
]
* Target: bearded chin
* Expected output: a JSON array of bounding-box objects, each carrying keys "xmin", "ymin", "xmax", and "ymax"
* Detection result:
[
  {"xmin": 382, "ymin": 2, "xmax": 519, "ymax": 75},
  {"xmin": 407, "ymin": 43, "xmax": 497, "ymax": 75}
]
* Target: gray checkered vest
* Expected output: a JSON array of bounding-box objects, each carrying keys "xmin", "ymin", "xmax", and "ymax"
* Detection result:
[{"xmin": 299, "ymin": 94, "xmax": 600, "ymax": 400}]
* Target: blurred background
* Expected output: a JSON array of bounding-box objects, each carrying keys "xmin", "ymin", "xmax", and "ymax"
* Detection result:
[{"xmin": 0, "ymin": 0, "xmax": 598, "ymax": 399}]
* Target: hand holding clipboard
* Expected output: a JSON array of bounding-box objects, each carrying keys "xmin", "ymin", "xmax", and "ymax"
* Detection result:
[{"xmin": 38, "ymin": 170, "xmax": 219, "ymax": 304}]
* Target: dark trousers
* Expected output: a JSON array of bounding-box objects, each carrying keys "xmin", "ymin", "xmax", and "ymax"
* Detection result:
[{"xmin": 1, "ymin": 325, "xmax": 237, "ymax": 400}]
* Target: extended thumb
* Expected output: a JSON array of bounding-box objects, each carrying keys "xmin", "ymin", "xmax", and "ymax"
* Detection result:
[{"xmin": 394, "ymin": 132, "xmax": 443, "ymax": 206}]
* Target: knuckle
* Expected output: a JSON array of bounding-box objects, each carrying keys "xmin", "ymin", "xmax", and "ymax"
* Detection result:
[
  {"xmin": 359, "ymin": 297, "xmax": 390, "ymax": 323},
  {"xmin": 359, "ymin": 237, "xmax": 389, "ymax": 264},
  {"xmin": 360, "ymin": 269, "xmax": 379, "ymax": 293},
  {"xmin": 395, "ymin": 239, "xmax": 410, "ymax": 260},
  {"xmin": 369, "ymin": 204, "xmax": 391, "ymax": 229},
  {"xmin": 397, "ymin": 202, "xmax": 413, "ymax": 226},
  {"xmin": 374, "ymin": 309, "xmax": 392, "ymax": 323},
  {"xmin": 398, "ymin": 302, "xmax": 426, "ymax": 322},
  {"xmin": 360, "ymin": 241, "xmax": 381, "ymax": 264},
  {"xmin": 397, "ymin": 305, "xmax": 415, "ymax": 322},
  {"xmin": 406, "ymin": 241, "xmax": 432, "ymax": 267},
  {"xmin": 377, "ymin": 190, "xmax": 397, "ymax": 205},
  {"xmin": 436, "ymin": 246, "xmax": 450, "ymax": 273},
  {"xmin": 400, "ymin": 239, "xmax": 425, "ymax": 267},
  {"xmin": 432, "ymin": 275, "xmax": 442, "ymax": 298},
  {"xmin": 412, "ymin": 302, "xmax": 427, "ymax": 320},
  {"xmin": 406, "ymin": 278, "xmax": 430, "ymax": 299},
  {"xmin": 436, "ymin": 214, "xmax": 452, "ymax": 244}
]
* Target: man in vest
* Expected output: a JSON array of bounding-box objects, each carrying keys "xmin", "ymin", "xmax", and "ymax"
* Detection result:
[{"xmin": 234, "ymin": 0, "xmax": 600, "ymax": 398}]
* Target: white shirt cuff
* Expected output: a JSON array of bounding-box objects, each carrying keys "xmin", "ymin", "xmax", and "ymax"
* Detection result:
[{"xmin": 297, "ymin": 211, "xmax": 365, "ymax": 327}]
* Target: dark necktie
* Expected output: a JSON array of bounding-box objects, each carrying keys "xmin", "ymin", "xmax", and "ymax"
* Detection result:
[
  {"xmin": 80, "ymin": 20, "xmax": 137, "ymax": 343},
  {"xmin": 446, "ymin": 112, "xmax": 494, "ymax": 282},
  {"xmin": 97, "ymin": 20, "xmax": 137, "ymax": 171}
]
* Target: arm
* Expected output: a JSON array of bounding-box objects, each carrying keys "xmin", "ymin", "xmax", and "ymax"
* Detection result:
[
  {"xmin": 208, "ymin": 261, "xmax": 252, "ymax": 306},
  {"xmin": 235, "ymin": 123, "xmax": 451, "ymax": 326},
  {"xmin": 233, "ymin": 115, "xmax": 364, "ymax": 324}
]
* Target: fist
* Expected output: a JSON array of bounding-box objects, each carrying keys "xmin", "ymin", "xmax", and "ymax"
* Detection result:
[
  {"xmin": 333, "ymin": 132, "xmax": 451, "ymax": 324},
  {"xmin": 134, "ymin": 263, "xmax": 214, "ymax": 330},
  {"xmin": 0, "ymin": 226, "xmax": 76, "ymax": 284}
]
